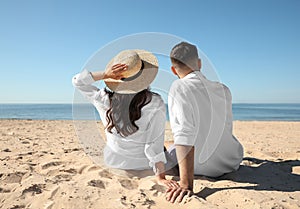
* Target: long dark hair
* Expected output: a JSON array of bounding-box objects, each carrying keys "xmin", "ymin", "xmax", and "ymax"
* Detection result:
[{"xmin": 104, "ymin": 88, "xmax": 156, "ymax": 137}]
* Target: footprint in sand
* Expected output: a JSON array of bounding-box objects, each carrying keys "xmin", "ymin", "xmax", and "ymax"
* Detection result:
[
  {"xmin": 21, "ymin": 184, "xmax": 45, "ymax": 196},
  {"xmin": 2, "ymin": 148, "xmax": 11, "ymax": 152},
  {"xmin": 63, "ymin": 148, "xmax": 82, "ymax": 153},
  {"xmin": 1, "ymin": 172, "xmax": 26, "ymax": 184},
  {"xmin": 41, "ymin": 161, "xmax": 63, "ymax": 170},
  {"xmin": 98, "ymin": 169, "xmax": 113, "ymax": 179},
  {"xmin": 59, "ymin": 168, "xmax": 77, "ymax": 174},
  {"xmin": 87, "ymin": 165, "xmax": 102, "ymax": 172},
  {"xmin": 150, "ymin": 184, "xmax": 166, "ymax": 197},
  {"xmin": 120, "ymin": 191, "xmax": 155, "ymax": 208},
  {"xmin": 78, "ymin": 165, "xmax": 89, "ymax": 174},
  {"xmin": 78, "ymin": 165, "xmax": 102, "ymax": 174},
  {"xmin": 88, "ymin": 180, "xmax": 106, "ymax": 189},
  {"xmin": 9, "ymin": 204, "xmax": 26, "ymax": 209},
  {"xmin": 52, "ymin": 174, "xmax": 73, "ymax": 183},
  {"xmin": 0, "ymin": 187, "xmax": 11, "ymax": 193},
  {"xmin": 118, "ymin": 179, "xmax": 138, "ymax": 190}
]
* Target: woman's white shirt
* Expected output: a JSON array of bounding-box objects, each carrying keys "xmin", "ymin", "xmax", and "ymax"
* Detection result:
[{"xmin": 72, "ymin": 69, "xmax": 167, "ymax": 170}]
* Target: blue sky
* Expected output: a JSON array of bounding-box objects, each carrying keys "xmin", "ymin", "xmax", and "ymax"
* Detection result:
[{"xmin": 0, "ymin": 0, "xmax": 299, "ymax": 103}]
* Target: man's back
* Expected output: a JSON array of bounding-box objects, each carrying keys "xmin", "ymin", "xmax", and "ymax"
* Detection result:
[{"xmin": 168, "ymin": 71, "xmax": 243, "ymax": 177}]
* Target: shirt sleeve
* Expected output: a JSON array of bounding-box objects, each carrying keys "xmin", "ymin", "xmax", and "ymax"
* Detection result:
[
  {"xmin": 72, "ymin": 69, "xmax": 109, "ymax": 109},
  {"xmin": 144, "ymin": 102, "xmax": 167, "ymax": 169},
  {"xmin": 168, "ymin": 82, "xmax": 197, "ymax": 146}
]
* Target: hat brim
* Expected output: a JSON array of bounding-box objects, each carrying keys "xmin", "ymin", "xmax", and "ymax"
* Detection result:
[{"xmin": 104, "ymin": 49, "xmax": 158, "ymax": 94}]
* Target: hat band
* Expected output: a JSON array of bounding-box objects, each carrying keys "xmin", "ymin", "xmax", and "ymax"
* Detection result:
[{"xmin": 121, "ymin": 61, "xmax": 144, "ymax": 81}]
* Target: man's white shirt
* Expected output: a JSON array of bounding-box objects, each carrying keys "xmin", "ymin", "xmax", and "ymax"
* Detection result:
[{"xmin": 168, "ymin": 71, "xmax": 243, "ymax": 177}]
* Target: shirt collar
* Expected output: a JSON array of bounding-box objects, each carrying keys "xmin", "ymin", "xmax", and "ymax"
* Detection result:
[{"xmin": 183, "ymin": 70, "xmax": 202, "ymax": 79}]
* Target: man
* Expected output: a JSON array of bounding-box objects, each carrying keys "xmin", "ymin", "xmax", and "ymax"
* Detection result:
[{"xmin": 166, "ymin": 42, "xmax": 244, "ymax": 203}]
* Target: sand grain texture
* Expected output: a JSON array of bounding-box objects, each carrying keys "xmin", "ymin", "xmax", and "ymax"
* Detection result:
[{"xmin": 1, "ymin": 120, "xmax": 300, "ymax": 209}]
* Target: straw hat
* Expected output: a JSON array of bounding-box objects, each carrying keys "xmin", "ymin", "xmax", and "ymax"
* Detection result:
[{"xmin": 104, "ymin": 49, "xmax": 158, "ymax": 94}]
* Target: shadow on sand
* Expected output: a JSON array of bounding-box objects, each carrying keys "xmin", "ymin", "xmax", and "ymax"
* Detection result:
[{"xmin": 195, "ymin": 157, "xmax": 300, "ymax": 199}]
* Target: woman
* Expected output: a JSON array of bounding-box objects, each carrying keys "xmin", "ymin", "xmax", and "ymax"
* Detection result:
[{"xmin": 72, "ymin": 49, "xmax": 177, "ymax": 188}]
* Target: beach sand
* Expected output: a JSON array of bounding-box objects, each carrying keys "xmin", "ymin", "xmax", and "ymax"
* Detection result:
[{"xmin": 1, "ymin": 120, "xmax": 300, "ymax": 209}]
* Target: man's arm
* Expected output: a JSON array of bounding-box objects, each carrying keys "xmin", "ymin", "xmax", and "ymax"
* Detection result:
[
  {"xmin": 176, "ymin": 145, "xmax": 194, "ymax": 190},
  {"xmin": 166, "ymin": 145, "xmax": 194, "ymax": 203},
  {"xmin": 167, "ymin": 81, "xmax": 196, "ymax": 203}
]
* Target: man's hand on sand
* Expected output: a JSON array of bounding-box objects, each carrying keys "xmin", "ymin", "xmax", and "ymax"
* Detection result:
[{"xmin": 166, "ymin": 187, "xmax": 193, "ymax": 203}]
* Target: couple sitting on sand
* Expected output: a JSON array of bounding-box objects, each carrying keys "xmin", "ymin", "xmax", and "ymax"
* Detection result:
[{"xmin": 72, "ymin": 42, "xmax": 244, "ymax": 203}]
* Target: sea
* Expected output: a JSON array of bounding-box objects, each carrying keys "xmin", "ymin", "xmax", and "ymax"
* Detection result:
[{"xmin": 0, "ymin": 103, "xmax": 300, "ymax": 121}]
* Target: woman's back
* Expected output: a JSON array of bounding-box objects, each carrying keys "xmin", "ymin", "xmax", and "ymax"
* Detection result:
[{"xmin": 102, "ymin": 93, "xmax": 166, "ymax": 170}]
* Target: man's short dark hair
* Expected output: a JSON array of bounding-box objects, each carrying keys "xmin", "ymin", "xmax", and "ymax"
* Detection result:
[{"xmin": 170, "ymin": 42, "xmax": 199, "ymax": 69}]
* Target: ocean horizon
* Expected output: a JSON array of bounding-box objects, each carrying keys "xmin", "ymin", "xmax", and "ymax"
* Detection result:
[{"xmin": 1, "ymin": 103, "xmax": 300, "ymax": 121}]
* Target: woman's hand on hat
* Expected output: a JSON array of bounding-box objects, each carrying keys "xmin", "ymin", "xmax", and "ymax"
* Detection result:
[{"xmin": 104, "ymin": 64, "xmax": 128, "ymax": 80}]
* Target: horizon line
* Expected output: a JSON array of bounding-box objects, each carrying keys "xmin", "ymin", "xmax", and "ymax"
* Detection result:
[{"xmin": 1, "ymin": 102, "xmax": 300, "ymax": 105}]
